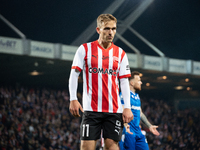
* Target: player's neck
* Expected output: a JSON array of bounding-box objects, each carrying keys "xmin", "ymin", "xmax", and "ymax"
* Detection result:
[
  {"xmin": 130, "ymin": 86, "xmax": 136, "ymax": 93},
  {"xmin": 98, "ymin": 39, "xmax": 112, "ymax": 49}
]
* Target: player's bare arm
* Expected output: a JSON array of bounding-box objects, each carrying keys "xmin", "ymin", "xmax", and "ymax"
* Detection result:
[{"xmin": 140, "ymin": 109, "xmax": 160, "ymax": 136}]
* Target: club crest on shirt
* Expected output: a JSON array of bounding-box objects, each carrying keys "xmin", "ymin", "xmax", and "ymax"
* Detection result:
[{"xmin": 113, "ymin": 56, "xmax": 119, "ymax": 63}]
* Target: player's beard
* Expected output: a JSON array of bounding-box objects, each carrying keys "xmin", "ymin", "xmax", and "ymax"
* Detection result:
[{"xmin": 135, "ymin": 85, "xmax": 141, "ymax": 91}]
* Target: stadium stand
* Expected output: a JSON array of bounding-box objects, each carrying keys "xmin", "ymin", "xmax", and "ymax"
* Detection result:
[{"xmin": 0, "ymin": 85, "xmax": 199, "ymax": 149}]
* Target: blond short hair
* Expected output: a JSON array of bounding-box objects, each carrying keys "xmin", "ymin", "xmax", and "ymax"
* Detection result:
[{"xmin": 97, "ymin": 14, "xmax": 117, "ymax": 28}]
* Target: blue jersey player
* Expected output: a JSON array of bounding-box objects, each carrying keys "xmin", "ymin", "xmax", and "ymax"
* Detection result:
[{"xmin": 119, "ymin": 71, "xmax": 160, "ymax": 150}]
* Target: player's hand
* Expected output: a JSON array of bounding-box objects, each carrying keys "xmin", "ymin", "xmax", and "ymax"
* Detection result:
[
  {"xmin": 69, "ymin": 100, "xmax": 84, "ymax": 117},
  {"xmin": 149, "ymin": 125, "xmax": 160, "ymax": 136},
  {"xmin": 122, "ymin": 108, "xmax": 133, "ymax": 123},
  {"xmin": 124, "ymin": 123, "xmax": 133, "ymax": 134}
]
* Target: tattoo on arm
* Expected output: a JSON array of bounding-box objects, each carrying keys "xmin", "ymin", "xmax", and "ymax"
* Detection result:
[{"xmin": 140, "ymin": 112, "xmax": 152, "ymax": 128}]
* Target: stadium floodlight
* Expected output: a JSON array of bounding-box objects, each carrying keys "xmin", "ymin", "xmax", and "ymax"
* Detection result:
[
  {"xmin": 29, "ymin": 70, "xmax": 43, "ymax": 76},
  {"xmin": 174, "ymin": 86, "xmax": 184, "ymax": 90}
]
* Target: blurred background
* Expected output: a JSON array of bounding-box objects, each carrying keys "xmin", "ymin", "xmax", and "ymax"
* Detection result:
[{"xmin": 0, "ymin": 0, "xmax": 200, "ymax": 149}]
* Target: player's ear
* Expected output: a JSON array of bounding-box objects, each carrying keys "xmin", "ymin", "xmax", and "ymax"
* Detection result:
[
  {"xmin": 96, "ymin": 27, "xmax": 100, "ymax": 34},
  {"xmin": 130, "ymin": 80, "xmax": 134, "ymax": 86}
]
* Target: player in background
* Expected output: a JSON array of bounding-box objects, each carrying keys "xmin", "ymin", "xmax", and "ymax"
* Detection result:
[
  {"xmin": 119, "ymin": 71, "xmax": 160, "ymax": 150},
  {"xmin": 68, "ymin": 14, "xmax": 133, "ymax": 150}
]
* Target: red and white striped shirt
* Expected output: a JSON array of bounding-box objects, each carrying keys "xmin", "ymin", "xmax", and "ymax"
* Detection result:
[{"xmin": 71, "ymin": 40, "xmax": 131, "ymax": 113}]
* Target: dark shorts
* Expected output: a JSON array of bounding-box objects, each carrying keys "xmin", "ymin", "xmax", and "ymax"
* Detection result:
[{"xmin": 80, "ymin": 111, "xmax": 124, "ymax": 141}]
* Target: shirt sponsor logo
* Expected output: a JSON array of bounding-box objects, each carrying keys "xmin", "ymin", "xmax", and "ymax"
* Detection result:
[
  {"xmin": 131, "ymin": 105, "xmax": 140, "ymax": 110},
  {"xmin": 89, "ymin": 67, "xmax": 118, "ymax": 76}
]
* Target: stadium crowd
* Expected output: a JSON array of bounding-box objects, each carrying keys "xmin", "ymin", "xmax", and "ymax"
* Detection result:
[
  {"xmin": 0, "ymin": 85, "xmax": 199, "ymax": 150},
  {"xmin": 140, "ymin": 97, "xmax": 200, "ymax": 150}
]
